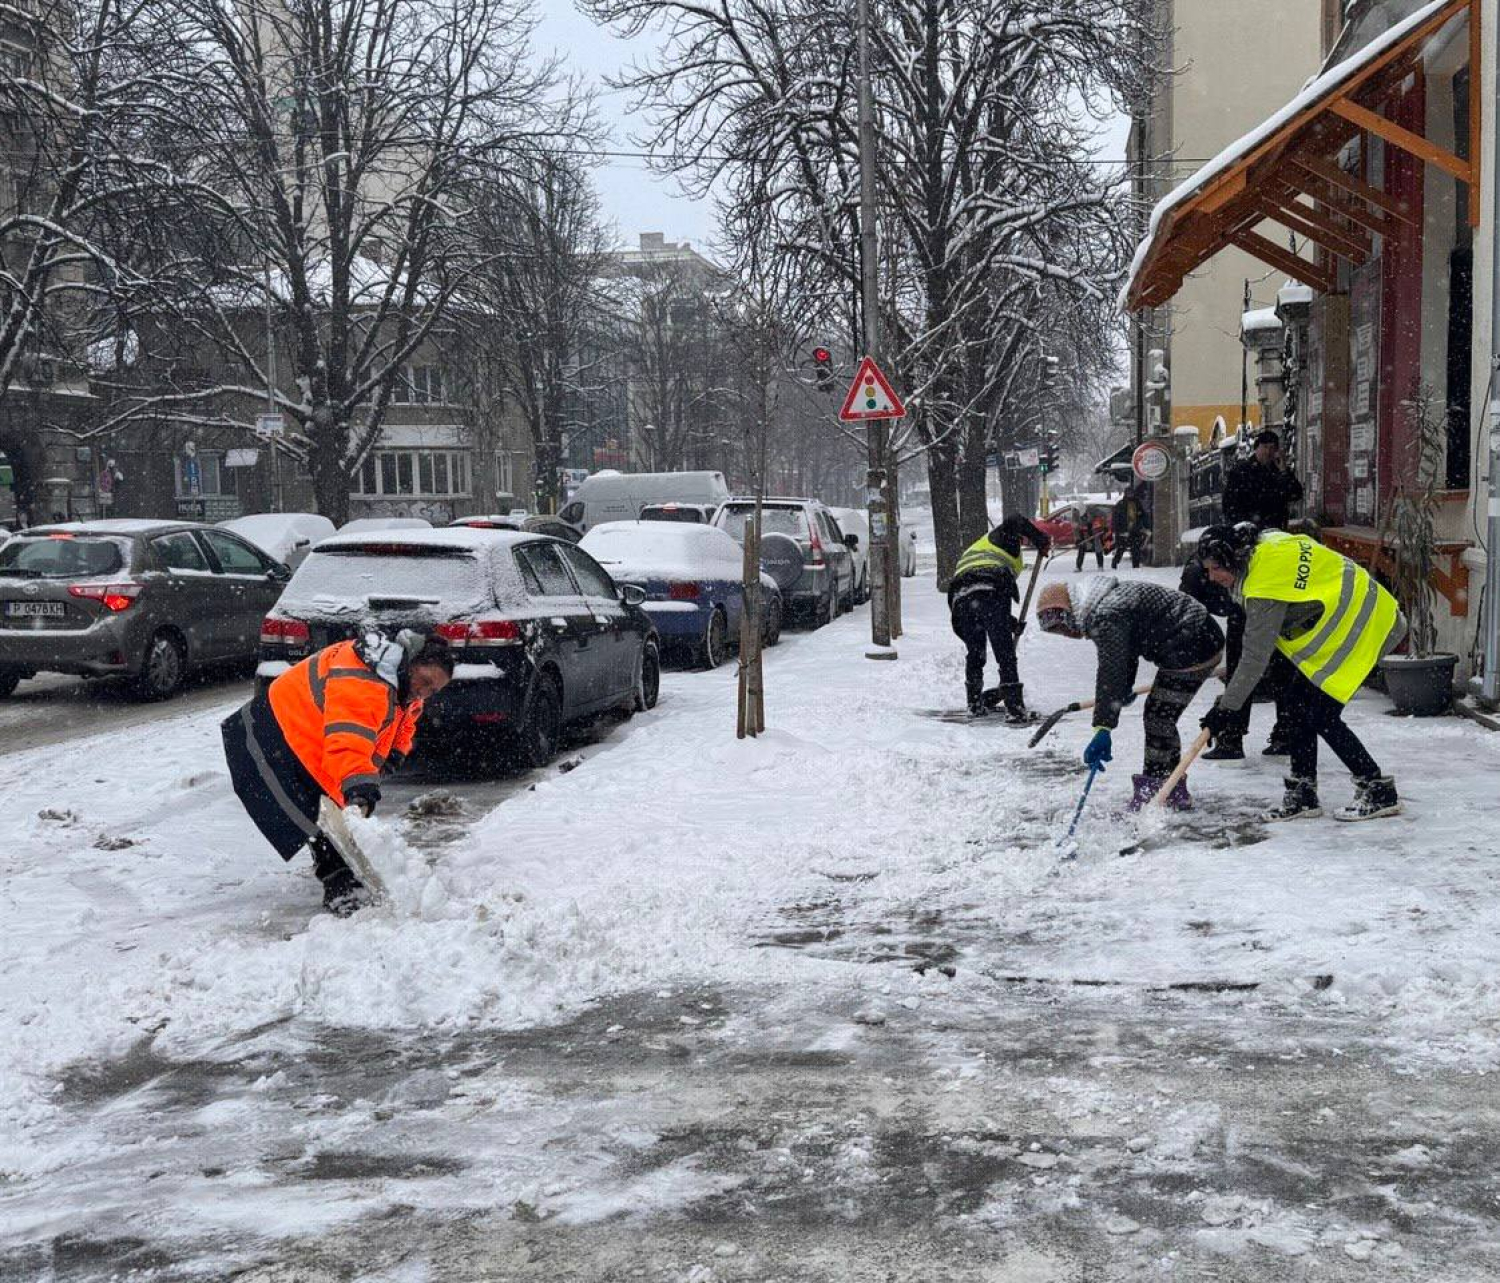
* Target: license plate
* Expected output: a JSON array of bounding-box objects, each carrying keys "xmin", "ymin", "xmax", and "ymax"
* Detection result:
[{"xmin": 4, "ymin": 601, "xmax": 65, "ymax": 618}]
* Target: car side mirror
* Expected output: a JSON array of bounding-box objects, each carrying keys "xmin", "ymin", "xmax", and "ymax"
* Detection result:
[
  {"xmin": 619, "ymin": 583, "xmax": 647, "ymax": 606},
  {"xmin": 843, "ymin": 533, "xmax": 860, "ymax": 550},
  {"xmin": 268, "ymin": 562, "xmax": 292, "ymax": 583}
]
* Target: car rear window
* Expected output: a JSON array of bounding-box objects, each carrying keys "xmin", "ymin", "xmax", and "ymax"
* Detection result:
[
  {"xmin": 718, "ymin": 506, "xmax": 808, "ymax": 541},
  {"xmin": 0, "ymin": 535, "xmax": 126, "ymax": 578},
  {"xmin": 280, "ymin": 545, "xmax": 496, "ymax": 616},
  {"xmin": 641, "ymin": 506, "xmax": 704, "ymax": 523}
]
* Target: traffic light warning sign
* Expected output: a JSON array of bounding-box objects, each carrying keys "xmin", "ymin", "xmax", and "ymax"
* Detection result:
[{"xmin": 838, "ymin": 356, "xmax": 906, "ymax": 423}]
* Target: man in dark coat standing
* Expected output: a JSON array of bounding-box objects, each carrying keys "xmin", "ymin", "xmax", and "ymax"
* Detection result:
[
  {"xmin": 1223, "ymin": 429, "xmax": 1303, "ymax": 530},
  {"xmin": 1110, "ymin": 488, "xmax": 1149, "ymax": 569}
]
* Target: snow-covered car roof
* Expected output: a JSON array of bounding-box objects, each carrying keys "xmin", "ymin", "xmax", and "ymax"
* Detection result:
[
  {"xmin": 314, "ymin": 525, "xmax": 535, "ymax": 553},
  {"xmin": 583, "ymin": 521, "xmax": 742, "ymax": 573},
  {"xmin": 31, "ymin": 518, "xmax": 195, "ymax": 535},
  {"xmin": 337, "ymin": 517, "xmax": 432, "ymax": 534},
  {"xmin": 218, "ymin": 513, "xmax": 336, "ymax": 560}
]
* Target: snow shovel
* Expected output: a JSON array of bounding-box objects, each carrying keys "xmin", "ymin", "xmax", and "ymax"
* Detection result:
[
  {"xmin": 1017, "ymin": 548, "xmax": 1049, "ymax": 628},
  {"xmin": 1148, "ymin": 728, "xmax": 1212, "ymax": 809},
  {"xmin": 317, "ymin": 796, "xmax": 389, "ymax": 900},
  {"xmin": 1056, "ymin": 763, "xmax": 1101, "ymax": 859},
  {"xmin": 1028, "ymin": 682, "xmax": 1155, "ymax": 748}
]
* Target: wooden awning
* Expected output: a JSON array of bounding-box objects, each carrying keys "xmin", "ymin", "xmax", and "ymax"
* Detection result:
[{"xmin": 1123, "ymin": 0, "xmax": 1480, "ymax": 313}]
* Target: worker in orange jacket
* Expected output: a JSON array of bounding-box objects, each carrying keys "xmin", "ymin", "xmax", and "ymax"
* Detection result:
[{"xmin": 221, "ymin": 629, "xmax": 453, "ymax": 914}]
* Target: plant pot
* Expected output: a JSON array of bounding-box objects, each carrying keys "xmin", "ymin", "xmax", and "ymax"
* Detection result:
[{"xmin": 1378, "ymin": 652, "xmax": 1458, "ymax": 717}]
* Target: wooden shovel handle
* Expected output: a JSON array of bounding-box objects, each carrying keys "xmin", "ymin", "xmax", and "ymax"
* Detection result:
[
  {"xmin": 1150, "ymin": 727, "xmax": 1212, "ymax": 809},
  {"xmin": 1017, "ymin": 550, "xmax": 1047, "ymax": 624}
]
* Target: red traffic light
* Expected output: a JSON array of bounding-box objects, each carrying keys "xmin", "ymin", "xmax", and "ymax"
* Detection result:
[{"xmin": 813, "ymin": 347, "xmax": 832, "ymax": 364}]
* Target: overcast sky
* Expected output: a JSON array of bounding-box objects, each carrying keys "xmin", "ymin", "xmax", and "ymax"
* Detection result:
[{"xmin": 533, "ymin": 0, "xmax": 1135, "ymax": 260}]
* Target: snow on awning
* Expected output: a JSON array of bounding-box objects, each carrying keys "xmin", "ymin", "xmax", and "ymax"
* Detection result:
[{"xmin": 1122, "ymin": 0, "xmax": 1479, "ymax": 313}]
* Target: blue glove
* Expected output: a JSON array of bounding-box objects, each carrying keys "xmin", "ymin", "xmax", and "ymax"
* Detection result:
[{"xmin": 1082, "ymin": 728, "xmax": 1112, "ymax": 772}]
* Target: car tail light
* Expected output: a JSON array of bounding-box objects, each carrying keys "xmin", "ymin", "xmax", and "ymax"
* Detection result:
[
  {"xmin": 808, "ymin": 528, "xmax": 826, "ymax": 567},
  {"xmin": 437, "ymin": 619, "xmax": 521, "ymax": 647},
  {"xmin": 68, "ymin": 582, "xmax": 142, "ymax": 612},
  {"xmin": 260, "ymin": 615, "xmax": 311, "ymax": 644},
  {"xmin": 668, "ymin": 582, "xmax": 701, "ymax": 601}
]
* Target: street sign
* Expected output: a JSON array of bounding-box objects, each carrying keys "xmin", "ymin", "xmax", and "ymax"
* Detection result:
[
  {"xmin": 1018, "ymin": 447, "xmax": 1040, "ymax": 468},
  {"xmin": 255, "ymin": 413, "xmax": 285, "ymax": 438},
  {"xmin": 1132, "ymin": 440, "xmax": 1172, "ymax": 482},
  {"xmin": 838, "ymin": 356, "xmax": 906, "ymax": 422}
]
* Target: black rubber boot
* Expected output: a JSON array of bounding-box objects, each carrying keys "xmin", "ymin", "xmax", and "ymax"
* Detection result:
[
  {"xmin": 999, "ymin": 681, "xmax": 1030, "ymax": 725},
  {"xmin": 1334, "ymin": 775, "xmax": 1401, "ymax": 822},
  {"xmin": 1265, "ymin": 776, "xmax": 1321, "ymax": 822},
  {"xmin": 1202, "ymin": 733, "xmax": 1245, "ymax": 761},
  {"xmin": 310, "ymin": 835, "xmax": 370, "ymax": 917}
]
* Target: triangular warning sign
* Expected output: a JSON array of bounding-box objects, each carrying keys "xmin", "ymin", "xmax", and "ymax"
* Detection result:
[{"xmin": 838, "ymin": 356, "xmax": 907, "ymax": 422}]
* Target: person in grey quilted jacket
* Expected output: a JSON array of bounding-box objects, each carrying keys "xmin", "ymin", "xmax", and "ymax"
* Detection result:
[{"xmin": 1037, "ymin": 577, "xmax": 1224, "ymax": 810}]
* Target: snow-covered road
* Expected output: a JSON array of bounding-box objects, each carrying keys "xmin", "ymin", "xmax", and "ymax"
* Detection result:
[{"xmin": 5, "ymin": 559, "xmax": 1500, "ymax": 1280}]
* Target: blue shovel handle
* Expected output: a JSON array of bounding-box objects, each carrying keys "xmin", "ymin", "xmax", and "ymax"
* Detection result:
[{"xmin": 1065, "ymin": 763, "xmax": 1102, "ymax": 843}]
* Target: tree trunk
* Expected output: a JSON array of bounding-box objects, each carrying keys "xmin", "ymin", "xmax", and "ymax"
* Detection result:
[
  {"xmin": 927, "ymin": 434, "xmax": 962, "ymax": 590},
  {"xmin": 311, "ymin": 420, "xmax": 352, "ymax": 526},
  {"xmin": 957, "ymin": 415, "xmax": 990, "ymax": 546}
]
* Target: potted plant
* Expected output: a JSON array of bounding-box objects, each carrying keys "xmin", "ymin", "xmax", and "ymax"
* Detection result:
[{"xmin": 1378, "ymin": 385, "xmax": 1458, "ymax": 715}]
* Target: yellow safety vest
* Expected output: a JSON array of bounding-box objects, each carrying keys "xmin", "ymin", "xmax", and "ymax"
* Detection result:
[
  {"xmin": 954, "ymin": 534, "xmax": 1024, "ymax": 582},
  {"xmin": 1241, "ymin": 531, "xmax": 1397, "ymax": 704}
]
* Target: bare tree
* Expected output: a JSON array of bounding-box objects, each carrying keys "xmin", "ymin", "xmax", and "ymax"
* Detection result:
[
  {"xmin": 585, "ymin": 0, "xmax": 1159, "ymax": 579},
  {"xmin": 90, "ymin": 0, "xmax": 581, "ymax": 522},
  {"xmin": 462, "ymin": 154, "xmax": 616, "ymax": 512}
]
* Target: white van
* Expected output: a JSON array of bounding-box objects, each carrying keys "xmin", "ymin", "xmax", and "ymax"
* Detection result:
[{"xmin": 557, "ymin": 471, "xmax": 731, "ymax": 534}]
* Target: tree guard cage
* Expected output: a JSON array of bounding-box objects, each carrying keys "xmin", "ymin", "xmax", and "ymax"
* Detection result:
[{"xmin": 1122, "ymin": 0, "xmax": 1482, "ymax": 313}]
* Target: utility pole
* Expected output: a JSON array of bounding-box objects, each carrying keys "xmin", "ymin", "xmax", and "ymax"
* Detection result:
[
  {"xmin": 1474, "ymin": 33, "xmax": 1500, "ymax": 706},
  {"xmin": 264, "ymin": 257, "xmax": 282, "ymax": 513},
  {"xmin": 856, "ymin": 0, "xmax": 894, "ymax": 653}
]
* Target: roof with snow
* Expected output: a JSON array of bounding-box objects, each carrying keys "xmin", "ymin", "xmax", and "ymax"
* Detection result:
[
  {"xmin": 1241, "ymin": 307, "xmax": 1284, "ymax": 334},
  {"xmin": 314, "ymin": 526, "xmax": 537, "ymax": 554},
  {"xmin": 1122, "ymin": 0, "xmax": 1476, "ymax": 312}
]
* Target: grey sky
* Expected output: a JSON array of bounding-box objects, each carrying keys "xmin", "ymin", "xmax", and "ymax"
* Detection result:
[{"xmin": 533, "ymin": 0, "xmax": 719, "ymax": 252}]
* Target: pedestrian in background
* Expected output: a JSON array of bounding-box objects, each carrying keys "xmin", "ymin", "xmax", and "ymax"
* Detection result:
[
  {"xmin": 1110, "ymin": 488, "xmax": 1149, "ymax": 570},
  {"xmin": 1223, "ymin": 429, "xmax": 1303, "ymax": 530},
  {"xmin": 1074, "ymin": 505, "xmax": 1106, "ymax": 572}
]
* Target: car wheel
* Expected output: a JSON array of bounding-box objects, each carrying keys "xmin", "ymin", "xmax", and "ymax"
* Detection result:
[
  {"xmin": 762, "ymin": 595, "xmax": 782, "ymax": 648},
  {"xmin": 857, "ymin": 569, "xmax": 868, "ymax": 604},
  {"xmin": 701, "ymin": 608, "xmax": 727, "ymax": 670},
  {"xmin": 635, "ymin": 641, "xmax": 661, "ymax": 710},
  {"xmin": 0, "ymin": 669, "xmax": 20, "ymax": 699},
  {"xmin": 133, "ymin": 630, "xmax": 187, "ymax": 701},
  {"xmin": 513, "ymin": 674, "xmax": 562, "ymax": 768},
  {"xmin": 815, "ymin": 581, "xmax": 834, "ymax": 628}
]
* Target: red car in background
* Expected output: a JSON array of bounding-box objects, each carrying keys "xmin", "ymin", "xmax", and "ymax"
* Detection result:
[{"xmin": 1033, "ymin": 503, "xmax": 1114, "ymax": 552}]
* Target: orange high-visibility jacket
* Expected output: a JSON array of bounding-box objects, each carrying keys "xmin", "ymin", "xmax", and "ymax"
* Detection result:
[{"xmin": 268, "ymin": 640, "xmax": 423, "ymax": 805}]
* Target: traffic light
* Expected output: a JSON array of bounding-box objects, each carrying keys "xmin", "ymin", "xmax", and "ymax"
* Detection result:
[
  {"xmin": 1039, "ymin": 354, "xmax": 1060, "ymax": 394},
  {"xmin": 1038, "ymin": 439, "xmax": 1059, "ymax": 474},
  {"xmin": 812, "ymin": 345, "xmax": 834, "ymax": 392}
]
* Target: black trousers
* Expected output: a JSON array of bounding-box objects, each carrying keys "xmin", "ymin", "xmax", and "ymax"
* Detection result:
[
  {"xmin": 951, "ymin": 592, "xmax": 1018, "ymax": 702},
  {"xmin": 1143, "ymin": 658, "xmax": 1218, "ymax": 776},
  {"xmin": 221, "ymin": 691, "xmax": 324, "ymax": 861},
  {"xmin": 1110, "ymin": 531, "xmax": 1142, "ymax": 568},
  {"xmin": 1075, "ymin": 532, "xmax": 1104, "ymax": 570},
  {"xmin": 1222, "ymin": 608, "xmax": 1294, "ymax": 742},
  {"xmin": 1283, "ymin": 674, "xmax": 1381, "ymax": 782}
]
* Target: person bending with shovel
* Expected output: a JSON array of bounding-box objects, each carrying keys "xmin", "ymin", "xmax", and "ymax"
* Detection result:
[
  {"xmin": 1036, "ymin": 578, "xmax": 1223, "ymax": 810},
  {"xmin": 949, "ymin": 515, "xmax": 1051, "ymax": 722},
  {"xmin": 221, "ymin": 629, "xmax": 453, "ymax": 915}
]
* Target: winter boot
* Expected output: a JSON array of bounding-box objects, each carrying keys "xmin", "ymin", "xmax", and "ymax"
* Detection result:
[
  {"xmin": 1165, "ymin": 775, "xmax": 1193, "ymax": 811},
  {"xmin": 311, "ymin": 835, "xmax": 371, "ymax": 917},
  {"xmin": 1126, "ymin": 773, "xmax": 1167, "ymax": 812},
  {"xmin": 1202, "ymin": 733, "xmax": 1245, "ymax": 761},
  {"xmin": 1333, "ymin": 775, "xmax": 1401, "ymax": 822},
  {"xmin": 999, "ymin": 682, "xmax": 1032, "ymax": 726},
  {"xmin": 1261, "ymin": 732, "xmax": 1292, "ymax": 757},
  {"xmin": 1265, "ymin": 776, "xmax": 1321, "ymax": 822}
]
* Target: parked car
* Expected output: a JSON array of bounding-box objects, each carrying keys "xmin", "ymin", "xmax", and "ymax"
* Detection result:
[
  {"xmin": 1036, "ymin": 503, "xmax": 1113, "ymax": 553},
  {"xmin": 521, "ymin": 516, "xmax": 582, "ymax": 543},
  {"xmin": 0, "ymin": 518, "xmax": 290, "ymax": 700},
  {"xmin": 257, "ymin": 527, "xmax": 660, "ymax": 767},
  {"xmin": 338, "ymin": 517, "xmax": 433, "ymax": 536},
  {"xmin": 713, "ymin": 497, "xmax": 857, "ymax": 626},
  {"xmin": 218, "ymin": 512, "xmax": 336, "ymax": 570},
  {"xmin": 828, "ymin": 507, "xmax": 871, "ymax": 602},
  {"xmin": 450, "ymin": 514, "xmax": 523, "ymax": 531},
  {"xmin": 639, "ymin": 502, "xmax": 716, "ymax": 524},
  {"xmin": 557, "ymin": 470, "xmax": 731, "ymax": 534},
  {"xmin": 580, "ymin": 521, "xmax": 782, "ymax": 668}
]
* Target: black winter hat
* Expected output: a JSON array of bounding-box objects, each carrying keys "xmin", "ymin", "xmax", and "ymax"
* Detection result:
[{"xmin": 1197, "ymin": 523, "xmax": 1258, "ymax": 569}]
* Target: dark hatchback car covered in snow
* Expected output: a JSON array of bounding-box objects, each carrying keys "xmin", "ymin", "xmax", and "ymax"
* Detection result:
[
  {"xmin": 256, "ymin": 527, "xmax": 660, "ymax": 766},
  {"xmin": 0, "ymin": 518, "xmax": 291, "ymax": 699}
]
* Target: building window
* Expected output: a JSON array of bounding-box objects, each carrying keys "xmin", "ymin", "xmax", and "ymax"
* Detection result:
[
  {"xmin": 175, "ymin": 450, "xmax": 231, "ymax": 497},
  {"xmin": 390, "ymin": 365, "xmax": 447, "ymax": 405},
  {"xmin": 354, "ymin": 449, "xmax": 471, "ymax": 498}
]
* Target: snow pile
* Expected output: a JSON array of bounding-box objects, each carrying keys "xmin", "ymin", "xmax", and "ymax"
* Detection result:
[{"xmin": 342, "ymin": 811, "xmax": 450, "ymax": 920}]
